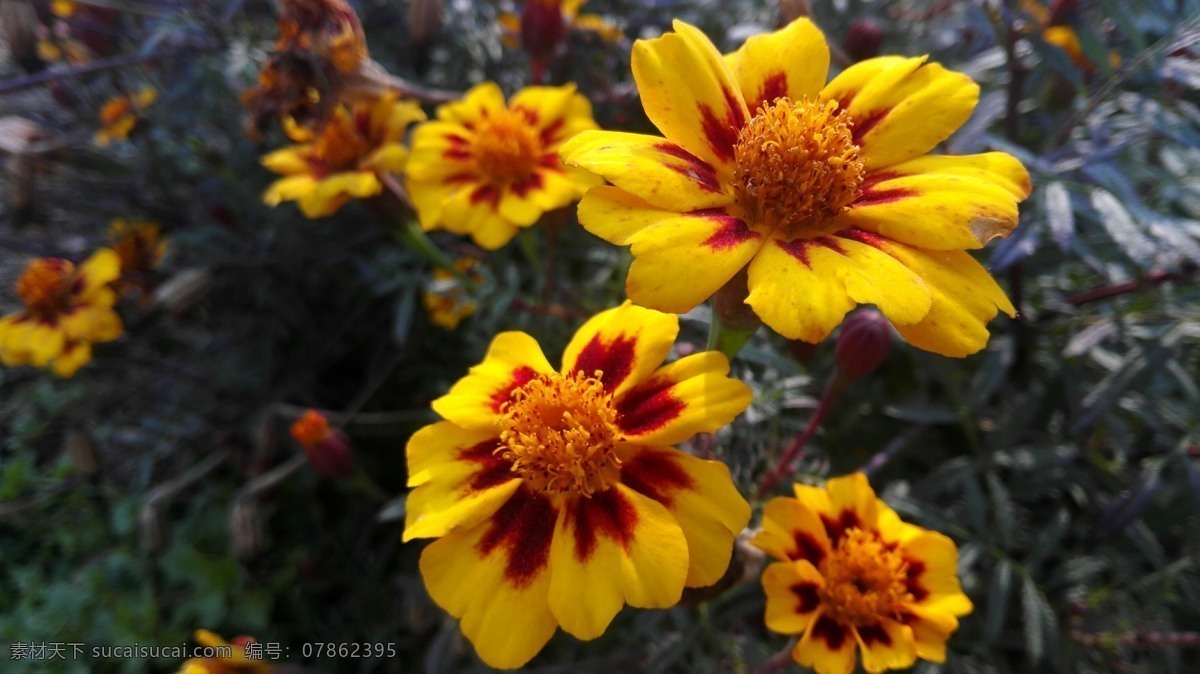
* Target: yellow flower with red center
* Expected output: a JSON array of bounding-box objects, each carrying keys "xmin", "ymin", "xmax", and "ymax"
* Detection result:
[
  {"xmin": 753, "ymin": 473, "xmax": 972, "ymax": 674},
  {"xmin": 405, "ymin": 82, "xmax": 601, "ymax": 250},
  {"xmin": 404, "ymin": 302, "xmax": 753, "ymax": 668},
  {"xmin": 0, "ymin": 249, "xmax": 122, "ymax": 377},
  {"xmin": 95, "ymin": 87, "xmax": 157, "ymax": 146},
  {"xmin": 560, "ymin": 19, "xmax": 1032, "ymax": 357},
  {"xmin": 423, "ymin": 257, "xmax": 481, "ymax": 330},
  {"xmin": 109, "ymin": 218, "xmax": 168, "ymax": 298},
  {"xmin": 261, "ymin": 93, "xmax": 425, "ymax": 218},
  {"xmin": 175, "ymin": 630, "xmax": 273, "ymax": 674}
]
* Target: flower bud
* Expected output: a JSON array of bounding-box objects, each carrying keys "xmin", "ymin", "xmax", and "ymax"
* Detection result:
[
  {"xmin": 520, "ymin": 0, "xmax": 568, "ymax": 83},
  {"xmin": 843, "ymin": 19, "xmax": 884, "ymax": 62},
  {"xmin": 290, "ymin": 409, "xmax": 355, "ymax": 478},
  {"xmin": 834, "ymin": 309, "xmax": 891, "ymax": 379}
]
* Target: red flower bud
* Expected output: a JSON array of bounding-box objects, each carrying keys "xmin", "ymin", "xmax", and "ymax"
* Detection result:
[
  {"xmin": 290, "ymin": 409, "xmax": 355, "ymax": 478},
  {"xmin": 520, "ymin": 0, "xmax": 568, "ymax": 83},
  {"xmin": 843, "ymin": 19, "xmax": 884, "ymax": 62},
  {"xmin": 835, "ymin": 310, "xmax": 891, "ymax": 379}
]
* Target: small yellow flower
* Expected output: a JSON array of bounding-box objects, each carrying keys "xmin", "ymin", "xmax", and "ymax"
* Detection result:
[
  {"xmin": 405, "ymin": 302, "xmax": 753, "ymax": 668},
  {"xmin": 0, "ymin": 249, "xmax": 123, "ymax": 377},
  {"xmin": 51, "ymin": 0, "xmax": 76, "ymax": 18},
  {"xmin": 560, "ymin": 19, "xmax": 1032, "ymax": 357},
  {"xmin": 109, "ymin": 218, "xmax": 168, "ymax": 298},
  {"xmin": 95, "ymin": 87, "xmax": 157, "ymax": 146},
  {"xmin": 261, "ymin": 93, "xmax": 425, "ymax": 218},
  {"xmin": 405, "ymin": 82, "xmax": 601, "ymax": 250},
  {"xmin": 753, "ymin": 473, "xmax": 973, "ymax": 674},
  {"xmin": 175, "ymin": 630, "xmax": 273, "ymax": 674},
  {"xmin": 423, "ymin": 258, "xmax": 481, "ymax": 330}
]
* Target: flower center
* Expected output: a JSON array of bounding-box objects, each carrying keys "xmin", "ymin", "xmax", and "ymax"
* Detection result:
[
  {"xmin": 733, "ymin": 97, "xmax": 865, "ymax": 234},
  {"xmin": 311, "ymin": 110, "xmax": 374, "ymax": 174},
  {"xmin": 817, "ymin": 528, "xmax": 911, "ymax": 626},
  {"xmin": 498, "ymin": 371, "xmax": 622, "ymax": 497},
  {"xmin": 471, "ymin": 110, "xmax": 542, "ymax": 183},
  {"xmin": 15, "ymin": 259, "xmax": 73, "ymax": 317}
]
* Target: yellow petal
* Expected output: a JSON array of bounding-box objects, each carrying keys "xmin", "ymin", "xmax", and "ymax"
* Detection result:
[
  {"xmin": 560, "ymin": 301, "xmax": 678, "ymax": 398},
  {"xmin": 263, "ymin": 175, "xmax": 319, "ymax": 207},
  {"xmin": 762, "ymin": 560, "xmax": 825, "ymax": 634},
  {"xmin": 795, "ymin": 614, "xmax": 858, "ymax": 674},
  {"xmin": 752, "ymin": 494, "xmax": 833, "ymax": 565},
  {"xmin": 724, "ymin": 18, "xmax": 831, "ymax": 113},
  {"xmin": 854, "ymin": 619, "xmax": 918, "ymax": 673},
  {"xmin": 260, "ymin": 146, "xmax": 312, "ymax": 175},
  {"xmin": 436, "ymin": 82, "xmax": 507, "ymax": 125},
  {"xmin": 51, "ymin": 341, "xmax": 92, "ymax": 378},
  {"xmin": 820, "ymin": 56, "xmax": 979, "ymax": 170},
  {"xmin": 613, "ymin": 351, "xmax": 752, "ymax": 445},
  {"xmin": 431, "ymin": 331, "xmax": 556, "ymax": 431},
  {"xmin": 59, "ymin": 306, "xmax": 122, "ymax": 343}
]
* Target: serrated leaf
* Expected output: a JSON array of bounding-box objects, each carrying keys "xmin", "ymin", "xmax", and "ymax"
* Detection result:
[
  {"xmin": 1021, "ymin": 578, "xmax": 1056, "ymax": 663},
  {"xmin": 986, "ymin": 560, "xmax": 1013, "ymax": 641},
  {"xmin": 1043, "ymin": 182, "xmax": 1075, "ymax": 251},
  {"xmin": 986, "ymin": 471, "xmax": 1015, "ymax": 549},
  {"xmin": 1090, "ymin": 189, "xmax": 1158, "ymax": 268}
]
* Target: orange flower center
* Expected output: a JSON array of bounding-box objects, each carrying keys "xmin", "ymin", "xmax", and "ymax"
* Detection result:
[
  {"xmin": 471, "ymin": 110, "xmax": 542, "ymax": 183},
  {"xmin": 498, "ymin": 371, "xmax": 621, "ymax": 497},
  {"xmin": 15, "ymin": 259, "xmax": 73, "ymax": 316},
  {"xmin": 311, "ymin": 112, "xmax": 374, "ymax": 174},
  {"xmin": 817, "ymin": 528, "xmax": 911, "ymax": 626},
  {"xmin": 733, "ymin": 97, "xmax": 865, "ymax": 233},
  {"xmin": 100, "ymin": 97, "xmax": 134, "ymax": 126}
]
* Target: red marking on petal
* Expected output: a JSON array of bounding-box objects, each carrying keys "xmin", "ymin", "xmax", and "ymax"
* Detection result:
[
  {"xmin": 835, "ymin": 227, "xmax": 891, "ymax": 251},
  {"xmin": 469, "ymin": 184, "xmax": 501, "ymax": 207},
  {"xmin": 442, "ymin": 148, "xmax": 473, "ymax": 162},
  {"xmin": 538, "ymin": 154, "xmax": 563, "ymax": 169},
  {"xmin": 857, "ymin": 623, "xmax": 893, "ymax": 647},
  {"xmin": 811, "ymin": 615, "xmax": 849, "ymax": 650},
  {"xmin": 755, "ymin": 72, "xmax": 789, "ymax": 112},
  {"xmin": 791, "ymin": 582, "xmax": 821, "ymax": 613},
  {"xmin": 489, "ymin": 366, "xmax": 539, "ymax": 412},
  {"xmin": 514, "ymin": 105, "xmax": 540, "ymax": 126},
  {"xmin": 697, "ymin": 211, "xmax": 758, "ymax": 250},
  {"xmin": 615, "ymin": 376, "xmax": 687, "ymax": 436},
  {"xmin": 539, "ymin": 118, "xmax": 565, "ymax": 145},
  {"xmin": 446, "ymin": 133, "xmax": 470, "ymax": 146},
  {"xmin": 777, "ymin": 236, "xmax": 846, "ymax": 268},
  {"xmin": 855, "ymin": 185, "xmax": 916, "ymax": 208},
  {"xmin": 653, "ymin": 142, "xmax": 723, "ymax": 193},
  {"xmin": 354, "ymin": 109, "xmax": 372, "ymax": 137},
  {"xmin": 905, "ymin": 558, "xmax": 929, "ymax": 601},
  {"xmin": 619, "ymin": 451, "xmax": 694, "ymax": 507},
  {"xmin": 572, "ymin": 333, "xmax": 636, "ymax": 392},
  {"xmin": 699, "ymin": 87, "xmax": 746, "ymax": 163},
  {"xmin": 511, "ymin": 172, "xmax": 545, "ymax": 199},
  {"xmin": 858, "ymin": 171, "xmax": 901, "ymax": 193},
  {"xmin": 458, "ymin": 439, "xmax": 516, "ymax": 492},
  {"xmin": 792, "ymin": 531, "xmax": 827, "ymax": 566},
  {"xmin": 443, "ymin": 172, "xmax": 477, "ymax": 185},
  {"xmin": 820, "ymin": 510, "xmax": 862, "ymax": 543},
  {"xmin": 477, "ymin": 487, "xmax": 557, "ymax": 587},
  {"xmin": 851, "ymin": 108, "xmax": 890, "ymax": 145},
  {"xmin": 571, "ymin": 488, "xmax": 638, "ymax": 561}
]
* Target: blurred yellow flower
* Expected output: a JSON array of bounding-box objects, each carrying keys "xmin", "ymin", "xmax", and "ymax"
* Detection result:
[
  {"xmin": 175, "ymin": 630, "xmax": 273, "ymax": 674},
  {"xmin": 261, "ymin": 93, "xmax": 425, "ymax": 218},
  {"xmin": 754, "ymin": 473, "xmax": 972, "ymax": 674},
  {"xmin": 561, "ymin": 19, "xmax": 1031, "ymax": 357},
  {"xmin": 0, "ymin": 249, "xmax": 123, "ymax": 377},
  {"xmin": 109, "ymin": 219, "xmax": 168, "ymax": 299},
  {"xmin": 405, "ymin": 82, "xmax": 600, "ymax": 249},
  {"xmin": 404, "ymin": 302, "xmax": 752, "ymax": 668},
  {"xmin": 51, "ymin": 0, "xmax": 76, "ymax": 18},
  {"xmin": 423, "ymin": 258, "xmax": 481, "ymax": 330},
  {"xmin": 1042, "ymin": 25, "xmax": 1121, "ymax": 71},
  {"xmin": 95, "ymin": 87, "xmax": 157, "ymax": 146}
]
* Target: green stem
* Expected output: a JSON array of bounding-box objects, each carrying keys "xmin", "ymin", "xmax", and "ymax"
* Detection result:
[
  {"xmin": 397, "ymin": 221, "xmax": 473, "ymax": 286},
  {"xmin": 707, "ymin": 306, "xmax": 758, "ymax": 361}
]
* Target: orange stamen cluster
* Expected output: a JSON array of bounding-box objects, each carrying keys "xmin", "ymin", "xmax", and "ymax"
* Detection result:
[
  {"xmin": 471, "ymin": 110, "xmax": 542, "ymax": 183},
  {"xmin": 310, "ymin": 111, "xmax": 375, "ymax": 174},
  {"xmin": 733, "ymin": 97, "xmax": 865, "ymax": 234},
  {"xmin": 817, "ymin": 527, "xmax": 912, "ymax": 626},
  {"xmin": 15, "ymin": 259, "xmax": 73, "ymax": 317},
  {"xmin": 498, "ymin": 371, "xmax": 621, "ymax": 496}
]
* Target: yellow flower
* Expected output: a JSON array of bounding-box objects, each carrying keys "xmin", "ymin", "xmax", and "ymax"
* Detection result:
[
  {"xmin": 405, "ymin": 302, "xmax": 753, "ymax": 668},
  {"xmin": 95, "ymin": 87, "xmax": 157, "ymax": 146},
  {"xmin": 261, "ymin": 93, "xmax": 425, "ymax": 218},
  {"xmin": 51, "ymin": 0, "xmax": 76, "ymax": 18},
  {"xmin": 753, "ymin": 473, "xmax": 972, "ymax": 674},
  {"xmin": 175, "ymin": 630, "xmax": 273, "ymax": 674},
  {"xmin": 423, "ymin": 258, "xmax": 481, "ymax": 330},
  {"xmin": 109, "ymin": 218, "xmax": 168, "ymax": 298},
  {"xmin": 560, "ymin": 19, "xmax": 1031, "ymax": 357},
  {"xmin": 0, "ymin": 249, "xmax": 123, "ymax": 377},
  {"xmin": 405, "ymin": 82, "xmax": 601, "ymax": 250}
]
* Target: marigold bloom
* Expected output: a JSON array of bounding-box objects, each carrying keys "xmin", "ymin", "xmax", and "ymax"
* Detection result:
[
  {"xmin": 405, "ymin": 82, "xmax": 601, "ymax": 250},
  {"xmin": 176, "ymin": 630, "xmax": 273, "ymax": 674},
  {"xmin": 0, "ymin": 249, "xmax": 122, "ymax": 377},
  {"xmin": 110, "ymin": 218, "xmax": 168, "ymax": 298},
  {"xmin": 560, "ymin": 19, "xmax": 1031, "ymax": 357},
  {"xmin": 95, "ymin": 87, "xmax": 157, "ymax": 146},
  {"xmin": 423, "ymin": 258, "xmax": 480, "ymax": 330},
  {"xmin": 261, "ymin": 93, "xmax": 425, "ymax": 218},
  {"xmin": 405, "ymin": 302, "xmax": 753, "ymax": 668},
  {"xmin": 753, "ymin": 473, "xmax": 972, "ymax": 674}
]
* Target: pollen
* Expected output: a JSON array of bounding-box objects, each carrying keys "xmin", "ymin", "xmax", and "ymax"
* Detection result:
[
  {"xmin": 15, "ymin": 258, "xmax": 73, "ymax": 317},
  {"xmin": 498, "ymin": 370, "xmax": 622, "ymax": 497},
  {"xmin": 817, "ymin": 527, "xmax": 912, "ymax": 626},
  {"xmin": 733, "ymin": 97, "xmax": 865, "ymax": 234},
  {"xmin": 471, "ymin": 110, "xmax": 542, "ymax": 183}
]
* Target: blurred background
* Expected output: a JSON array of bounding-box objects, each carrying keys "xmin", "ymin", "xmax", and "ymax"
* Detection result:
[{"xmin": 1, "ymin": 0, "xmax": 1199, "ymax": 672}]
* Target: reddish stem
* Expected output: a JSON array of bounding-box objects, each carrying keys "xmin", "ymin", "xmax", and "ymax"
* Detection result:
[{"xmin": 757, "ymin": 373, "xmax": 849, "ymax": 498}]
